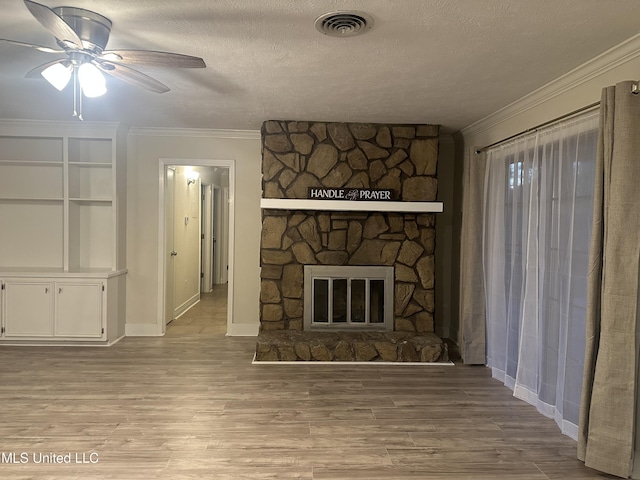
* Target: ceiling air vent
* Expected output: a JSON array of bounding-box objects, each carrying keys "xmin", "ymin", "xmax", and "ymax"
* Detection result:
[{"xmin": 314, "ymin": 11, "xmax": 374, "ymax": 37}]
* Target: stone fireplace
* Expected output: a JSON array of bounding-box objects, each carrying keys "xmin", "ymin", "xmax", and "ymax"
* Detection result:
[{"xmin": 256, "ymin": 120, "xmax": 448, "ymax": 362}]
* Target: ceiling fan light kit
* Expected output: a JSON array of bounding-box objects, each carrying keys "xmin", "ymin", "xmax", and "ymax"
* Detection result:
[
  {"xmin": 77, "ymin": 62, "xmax": 106, "ymax": 97},
  {"xmin": 41, "ymin": 60, "xmax": 71, "ymax": 90},
  {"xmin": 1, "ymin": 0, "xmax": 206, "ymax": 119}
]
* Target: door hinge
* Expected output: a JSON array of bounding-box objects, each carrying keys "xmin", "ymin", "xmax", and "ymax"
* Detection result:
[
  {"xmin": 1, "ymin": 326, "xmax": 4, "ymax": 334},
  {"xmin": 201, "ymin": 272, "xmax": 204, "ymax": 278},
  {"xmin": 201, "ymin": 233, "xmax": 205, "ymax": 239},
  {"xmin": 1, "ymin": 282, "xmax": 4, "ymax": 290},
  {"xmin": 102, "ymin": 328, "xmax": 104, "ymax": 334},
  {"xmin": 102, "ymin": 285, "xmax": 105, "ymax": 292}
]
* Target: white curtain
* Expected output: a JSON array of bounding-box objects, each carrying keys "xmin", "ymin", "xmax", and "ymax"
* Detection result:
[{"xmin": 483, "ymin": 112, "xmax": 599, "ymax": 439}]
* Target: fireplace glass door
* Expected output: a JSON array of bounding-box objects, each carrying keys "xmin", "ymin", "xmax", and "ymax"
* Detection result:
[{"xmin": 304, "ymin": 266, "xmax": 393, "ymax": 331}]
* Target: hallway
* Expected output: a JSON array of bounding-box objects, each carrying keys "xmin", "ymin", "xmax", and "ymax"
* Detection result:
[{"xmin": 166, "ymin": 284, "xmax": 228, "ymax": 336}]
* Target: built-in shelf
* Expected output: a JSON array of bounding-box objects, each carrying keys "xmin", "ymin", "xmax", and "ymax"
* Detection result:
[
  {"xmin": 69, "ymin": 198, "xmax": 112, "ymax": 203},
  {"xmin": 68, "ymin": 162, "xmax": 112, "ymax": 167},
  {"xmin": 0, "ymin": 197, "xmax": 63, "ymax": 203},
  {"xmin": 260, "ymin": 198, "xmax": 444, "ymax": 213},
  {"xmin": 0, "ymin": 160, "xmax": 64, "ymax": 166},
  {"xmin": 0, "ymin": 125, "xmax": 128, "ymax": 345}
]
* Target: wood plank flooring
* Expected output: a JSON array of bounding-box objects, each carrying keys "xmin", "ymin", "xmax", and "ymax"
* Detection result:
[{"xmin": 0, "ymin": 287, "xmax": 614, "ymax": 479}]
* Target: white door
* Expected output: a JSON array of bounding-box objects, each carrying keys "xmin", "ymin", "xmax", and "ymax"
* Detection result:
[
  {"xmin": 4, "ymin": 280, "xmax": 53, "ymax": 337},
  {"xmin": 165, "ymin": 167, "xmax": 176, "ymax": 325},
  {"xmin": 55, "ymin": 282, "xmax": 102, "ymax": 337},
  {"xmin": 201, "ymin": 184, "xmax": 214, "ymax": 292}
]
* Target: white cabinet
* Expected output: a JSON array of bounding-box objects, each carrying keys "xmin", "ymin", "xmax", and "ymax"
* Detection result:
[
  {"xmin": 0, "ymin": 274, "xmax": 124, "ymax": 344},
  {"xmin": 0, "ymin": 121, "xmax": 128, "ymax": 345},
  {"xmin": 3, "ymin": 281, "xmax": 54, "ymax": 337},
  {"xmin": 55, "ymin": 282, "xmax": 103, "ymax": 338}
]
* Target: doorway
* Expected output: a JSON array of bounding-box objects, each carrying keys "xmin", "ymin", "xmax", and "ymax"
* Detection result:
[
  {"xmin": 158, "ymin": 159, "xmax": 235, "ymax": 336},
  {"xmin": 200, "ymin": 169, "xmax": 230, "ymax": 293}
]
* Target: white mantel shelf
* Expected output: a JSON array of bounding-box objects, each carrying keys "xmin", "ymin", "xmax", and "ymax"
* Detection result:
[{"xmin": 260, "ymin": 198, "xmax": 443, "ymax": 213}]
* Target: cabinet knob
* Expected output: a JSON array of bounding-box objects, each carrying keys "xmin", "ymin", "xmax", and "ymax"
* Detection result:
[
  {"xmin": 59, "ymin": 287, "xmax": 63, "ymax": 294},
  {"xmin": 171, "ymin": 251, "xmax": 178, "ymax": 256},
  {"xmin": 45, "ymin": 287, "xmax": 48, "ymax": 294}
]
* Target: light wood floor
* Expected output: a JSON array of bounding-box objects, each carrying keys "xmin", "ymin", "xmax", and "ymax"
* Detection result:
[
  {"xmin": 0, "ymin": 286, "xmax": 614, "ymax": 479},
  {"xmin": 166, "ymin": 284, "xmax": 229, "ymax": 336}
]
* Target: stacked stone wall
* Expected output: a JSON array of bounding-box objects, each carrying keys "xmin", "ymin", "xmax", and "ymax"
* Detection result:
[{"xmin": 260, "ymin": 121, "xmax": 439, "ymax": 333}]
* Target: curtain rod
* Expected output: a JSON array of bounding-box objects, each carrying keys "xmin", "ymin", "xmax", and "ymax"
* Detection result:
[{"xmin": 474, "ymin": 100, "xmax": 601, "ymax": 154}]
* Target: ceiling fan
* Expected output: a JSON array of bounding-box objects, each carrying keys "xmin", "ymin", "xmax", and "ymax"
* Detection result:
[{"xmin": 0, "ymin": 0, "xmax": 206, "ymax": 119}]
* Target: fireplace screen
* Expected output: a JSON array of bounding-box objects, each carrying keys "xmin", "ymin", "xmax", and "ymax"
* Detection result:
[{"xmin": 304, "ymin": 266, "xmax": 393, "ymax": 331}]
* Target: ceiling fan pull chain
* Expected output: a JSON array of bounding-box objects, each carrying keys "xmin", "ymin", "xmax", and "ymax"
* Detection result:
[
  {"xmin": 72, "ymin": 67, "xmax": 77, "ymax": 118},
  {"xmin": 78, "ymin": 80, "xmax": 83, "ymax": 121},
  {"xmin": 72, "ymin": 67, "xmax": 82, "ymax": 120},
  {"xmin": 77, "ymin": 69, "xmax": 84, "ymax": 121}
]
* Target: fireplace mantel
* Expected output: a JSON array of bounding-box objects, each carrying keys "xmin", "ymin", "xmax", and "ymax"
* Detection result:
[{"xmin": 260, "ymin": 198, "xmax": 443, "ymax": 213}]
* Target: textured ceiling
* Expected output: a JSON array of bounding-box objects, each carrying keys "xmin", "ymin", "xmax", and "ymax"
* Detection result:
[{"xmin": 1, "ymin": 0, "xmax": 640, "ymax": 131}]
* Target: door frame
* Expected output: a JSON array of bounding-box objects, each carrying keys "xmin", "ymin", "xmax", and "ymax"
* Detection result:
[
  {"xmin": 157, "ymin": 158, "xmax": 235, "ymax": 335},
  {"xmin": 213, "ymin": 186, "xmax": 227, "ymax": 285},
  {"xmin": 165, "ymin": 166, "xmax": 176, "ymax": 326}
]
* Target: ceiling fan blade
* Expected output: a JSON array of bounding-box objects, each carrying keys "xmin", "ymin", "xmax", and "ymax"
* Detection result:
[
  {"xmin": 100, "ymin": 50, "xmax": 206, "ymax": 68},
  {"xmin": 24, "ymin": 58, "xmax": 67, "ymax": 78},
  {"xmin": 0, "ymin": 38, "xmax": 64, "ymax": 54},
  {"xmin": 23, "ymin": 0, "xmax": 83, "ymax": 49},
  {"xmin": 95, "ymin": 61, "xmax": 170, "ymax": 94}
]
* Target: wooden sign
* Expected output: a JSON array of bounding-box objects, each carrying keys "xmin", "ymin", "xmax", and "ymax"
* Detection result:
[{"xmin": 308, "ymin": 187, "xmax": 394, "ymax": 201}]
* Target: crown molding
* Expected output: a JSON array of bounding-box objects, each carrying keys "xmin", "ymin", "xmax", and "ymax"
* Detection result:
[
  {"xmin": 0, "ymin": 118, "xmax": 124, "ymax": 136},
  {"xmin": 461, "ymin": 33, "xmax": 640, "ymax": 139},
  {"xmin": 129, "ymin": 127, "xmax": 260, "ymax": 139},
  {"xmin": 0, "ymin": 120, "xmax": 260, "ymax": 140}
]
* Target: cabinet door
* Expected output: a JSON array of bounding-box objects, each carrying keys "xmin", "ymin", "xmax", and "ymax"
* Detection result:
[
  {"xmin": 3, "ymin": 281, "xmax": 53, "ymax": 337},
  {"xmin": 55, "ymin": 282, "xmax": 103, "ymax": 338}
]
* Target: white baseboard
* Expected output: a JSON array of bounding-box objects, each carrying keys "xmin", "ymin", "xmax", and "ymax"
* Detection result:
[
  {"xmin": 226, "ymin": 323, "xmax": 259, "ymax": 336},
  {"xmin": 107, "ymin": 334, "xmax": 126, "ymax": 346},
  {"xmin": 125, "ymin": 323, "xmax": 162, "ymax": 336},
  {"xmin": 174, "ymin": 293, "xmax": 200, "ymax": 320}
]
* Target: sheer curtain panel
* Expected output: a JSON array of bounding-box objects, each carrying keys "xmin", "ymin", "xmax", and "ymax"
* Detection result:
[{"xmin": 483, "ymin": 113, "xmax": 599, "ymax": 439}]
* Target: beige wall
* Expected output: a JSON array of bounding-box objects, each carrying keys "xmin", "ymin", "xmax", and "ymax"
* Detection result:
[
  {"xmin": 125, "ymin": 128, "xmax": 460, "ymax": 339},
  {"xmin": 126, "ymin": 131, "xmax": 262, "ymax": 335},
  {"xmin": 434, "ymin": 136, "xmax": 457, "ymax": 340}
]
